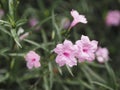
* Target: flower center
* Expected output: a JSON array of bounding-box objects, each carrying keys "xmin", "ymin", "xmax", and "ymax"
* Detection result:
[
  {"xmin": 83, "ymin": 48, "xmax": 88, "ymax": 52},
  {"xmin": 32, "ymin": 58, "xmax": 36, "ymax": 62},
  {"xmin": 63, "ymin": 52, "xmax": 69, "ymax": 57}
]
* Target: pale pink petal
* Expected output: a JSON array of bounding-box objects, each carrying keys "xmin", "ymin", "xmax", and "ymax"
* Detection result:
[
  {"xmin": 27, "ymin": 61, "xmax": 34, "ymax": 69},
  {"xmin": 71, "ymin": 9, "xmax": 79, "ymax": 19},
  {"xmin": 70, "ymin": 9, "xmax": 87, "ymax": 28},
  {"xmin": 34, "ymin": 61, "xmax": 41, "ymax": 68},
  {"xmin": 54, "ymin": 44, "xmax": 63, "ymax": 54},
  {"xmin": 95, "ymin": 47, "xmax": 109, "ymax": 63},
  {"xmin": 55, "ymin": 55, "xmax": 66, "ymax": 67},
  {"xmin": 81, "ymin": 35, "xmax": 90, "ymax": 43},
  {"xmin": 78, "ymin": 15, "xmax": 87, "ymax": 24},
  {"xmin": 97, "ymin": 56, "xmax": 104, "ymax": 63},
  {"xmin": 91, "ymin": 40, "xmax": 98, "ymax": 52},
  {"xmin": 64, "ymin": 39, "xmax": 73, "ymax": 46},
  {"xmin": 25, "ymin": 51, "xmax": 40, "ymax": 62}
]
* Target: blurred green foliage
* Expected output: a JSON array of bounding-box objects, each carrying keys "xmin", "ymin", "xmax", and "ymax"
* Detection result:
[{"xmin": 0, "ymin": 0, "xmax": 120, "ymax": 90}]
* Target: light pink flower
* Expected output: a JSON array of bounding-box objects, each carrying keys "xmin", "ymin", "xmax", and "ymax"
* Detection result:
[
  {"xmin": 95, "ymin": 47, "xmax": 109, "ymax": 63},
  {"xmin": 25, "ymin": 51, "xmax": 41, "ymax": 69},
  {"xmin": 70, "ymin": 9, "xmax": 87, "ymax": 28},
  {"xmin": 75, "ymin": 35, "xmax": 98, "ymax": 62},
  {"xmin": 29, "ymin": 18, "xmax": 38, "ymax": 27},
  {"xmin": 106, "ymin": 10, "xmax": 120, "ymax": 26},
  {"xmin": 0, "ymin": 9, "xmax": 4, "ymax": 19},
  {"xmin": 29, "ymin": 17, "xmax": 40, "ymax": 30},
  {"xmin": 54, "ymin": 40, "xmax": 77, "ymax": 67}
]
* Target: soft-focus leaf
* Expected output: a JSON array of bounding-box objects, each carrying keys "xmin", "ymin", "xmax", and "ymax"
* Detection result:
[
  {"xmin": 48, "ymin": 62, "xmax": 54, "ymax": 89},
  {"xmin": 92, "ymin": 81, "xmax": 114, "ymax": 90},
  {"xmin": 16, "ymin": 18, "xmax": 27, "ymax": 27},
  {"xmin": 66, "ymin": 65, "xmax": 74, "ymax": 76},
  {"xmin": 11, "ymin": 29, "xmax": 22, "ymax": 48}
]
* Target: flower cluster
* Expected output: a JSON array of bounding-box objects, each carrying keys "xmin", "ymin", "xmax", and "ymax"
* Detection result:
[
  {"xmin": 54, "ymin": 35, "xmax": 98, "ymax": 67},
  {"xmin": 24, "ymin": 9, "xmax": 109, "ymax": 69}
]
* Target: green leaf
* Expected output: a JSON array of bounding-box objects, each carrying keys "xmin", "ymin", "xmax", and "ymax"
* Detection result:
[
  {"xmin": 11, "ymin": 29, "xmax": 22, "ymax": 48},
  {"xmin": 16, "ymin": 18, "xmax": 27, "ymax": 27},
  {"xmin": 92, "ymin": 81, "xmax": 114, "ymax": 90},
  {"xmin": 66, "ymin": 65, "xmax": 74, "ymax": 76},
  {"xmin": 83, "ymin": 65, "xmax": 106, "ymax": 83},
  {"xmin": 43, "ymin": 75, "xmax": 49, "ymax": 90},
  {"xmin": 8, "ymin": 53, "xmax": 24, "ymax": 57},
  {"xmin": 0, "ymin": 26, "xmax": 11, "ymax": 36},
  {"xmin": 48, "ymin": 62, "xmax": 53, "ymax": 89},
  {"xmin": 9, "ymin": 0, "xmax": 14, "ymax": 19},
  {"xmin": 0, "ymin": 73, "xmax": 9, "ymax": 82},
  {"xmin": 86, "ymin": 62, "xmax": 105, "ymax": 68},
  {"xmin": 23, "ymin": 39, "xmax": 50, "ymax": 52},
  {"xmin": 29, "ymin": 16, "xmax": 52, "ymax": 31},
  {"xmin": 105, "ymin": 62, "xmax": 117, "ymax": 89},
  {"xmin": 0, "ymin": 48, "xmax": 10, "ymax": 54},
  {"xmin": 57, "ymin": 66, "xmax": 63, "ymax": 75},
  {"xmin": 10, "ymin": 58, "xmax": 15, "ymax": 69},
  {"xmin": 0, "ymin": 20, "xmax": 11, "ymax": 27},
  {"xmin": 52, "ymin": 10, "xmax": 62, "ymax": 41},
  {"xmin": 41, "ymin": 29, "xmax": 48, "ymax": 44},
  {"xmin": 81, "ymin": 66, "xmax": 95, "ymax": 90},
  {"xmin": 79, "ymin": 80, "xmax": 93, "ymax": 90}
]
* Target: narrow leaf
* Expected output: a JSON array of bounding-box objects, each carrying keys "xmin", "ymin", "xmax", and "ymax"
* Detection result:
[{"xmin": 66, "ymin": 65, "xmax": 74, "ymax": 76}]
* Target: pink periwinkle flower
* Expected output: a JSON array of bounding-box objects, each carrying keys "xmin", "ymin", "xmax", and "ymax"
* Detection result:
[
  {"xmin": 0, "ymin": 9, "xmax": 4, "ymax": 19},
  {"xmin": 25, "ymin": 51, "xmax": 41, "ymax": 69},
  {"xmin": 29, "ymin": 18, "xmax": 38, "ymax": 27},
  {"xmin": 70, "ymin": 9, "xmax": 87, "ymax": 28},
  {"xmin": 95, "ymin": 47, "xmax": 109, "ymax": 63},
  {"xmin": 106, "ymin": 10, "xmax": 120, "ymax": 26},
  {"xmin": 54, "ymin": 40, "xmax": 77, "ymax": 67},
  {"xmin": 29, "ymin": 17, "xmax": 40, "ymax": 30},
  {"xmin": 75, "ymin": 35, "xmax": 98, "ymax": 62}
]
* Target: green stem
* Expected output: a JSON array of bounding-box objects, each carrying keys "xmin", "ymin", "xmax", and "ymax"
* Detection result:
[
  {"xmin": 9, "ymin": 0, "xmax": 14, "ymax": 21},
  {"xmin": 8, "ymin": 0, "xmax": 22, "ymax": 48}
]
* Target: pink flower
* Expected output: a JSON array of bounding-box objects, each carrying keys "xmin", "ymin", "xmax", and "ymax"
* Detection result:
[
  {"xmin": 95, "ymin": 47, "xmax": 109, "ymax": 63},
  {"xmin": 25, "ymin": 51, "xmax": 41, "ymax": 69},
  {"xmin": 29, "ymin": 17, "xmax": 40, "ymax": 30},
  {"xmin": 29, "ymin": 18, "xmax": 38, "ymax": 27},
  {"xmin": 75, "ymin": 35, "xmax": 98, "ymax": 62},
  {"xmin": 105, "ymin": 10, "xmax": 120, "ymax": 26},
  {"xmin": 70, "ymin": 9, "xmax": 87, "ymax": 28},
  {"xmin": 54, "ymin": 40, "xmax": 77, "ymax": 67},
  {"xmin": 0, "ymin": 9, "xmax": 4, "ymax": 19}
]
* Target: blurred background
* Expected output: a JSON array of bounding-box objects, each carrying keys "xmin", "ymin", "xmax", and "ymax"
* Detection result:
[{"xmin": 0, "ymin": 0, "xmax": 120, "ymax": 90}]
